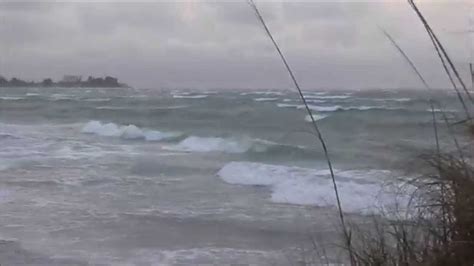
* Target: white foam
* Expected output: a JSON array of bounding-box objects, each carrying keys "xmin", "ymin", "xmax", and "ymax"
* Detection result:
[
  {"xmin": 218, "ymin": 162, "xmax": 410, "ymax": 214},
  {"xmin": 51, "ymin": 94, "xmax": 75, "ymax": 100},
  {"xmin": 171, "ymin": 91, "xmax": 191, "ymax": 95},
  {"xmin": 81, "ymin": 121, "xmax": 179, "ymax": 141},
  {"xmin": 342, "ymin": 106, "xmax": 405, "ymax": 111},
  {"xmin": 83, "ymin": 98, "xmax": 111, "ymax": 102},
  {"xmin": 121, "ymin": 125, "xmax": 144, "ymax": 139},
  {"xmin": 307, "ymin": 95, "xmax": 350, "ymax": 99},
  {"xmin": 304, "ymin": 91, "xmax": 327, "ymax": 95},
  {"xmin": 307, "ymin": 105, "xmax": 405, "ymax": 112},
  {"xmin": 277, "ymin": 103, "xmax": 344, "ymax": 112},
  {"xmin": 54, "ymin": 144, "xmax": 109, "ymax": 160},
  {"xmin": 96, "ymin": 106, "xmax": 129, "ymax": 110},
  {"xmin": 305, "ymin": 114, "xmax": 328, "ymax": 122},
  {"xmin": 82, "ymin": 121, "xmax": 121, "ymax": 137},
  {"xmin": 305, "ymin": 99, "xmax": 326, "ymax": 104},
  {"xmin": 0, "ymin": 96, "xmax": 24, "ymax": 100},
  {"xmin": 277, "ymin": 103, "xmax": 301, "ymax": 108},
  {"xmin": 241, "ymin": 91, "xmax": 284, "ymax": 96},
  {"xmin": 172, "ymin": 94, "xmax": 208, "ymax": 99},
  {"xmin": 392, "ymin": 98, "xmax": 411, "ymax": 102},
  {"xmin": 171, "ymin": 136, "xmax": 251, "ymax": 153},
  {"xmin": 308, "ymin": 105, "xmax": 342, "ymax": 112},
  {"xmin": 151, "ymin": 105, "xmax": 189, "ymax": 110},
  {"xmin": 363, "ymin": 97, "xmax": 412, "ymax": 103},
  {"xmin": 144, "ymin": 131, "xmax": 178, "ymax": 141},
  {"xmin": 96, "ymin": 105, "xmax": 188, "ymax": 110},
  {"xmin": 277, "ymin": 103, "xmax": 397, "ymax": 112},
  {"xmin": 254, "ymin": 98, "xmax": 279, "ymax": 102},
  {"xmin": 426, "ymin": 108, "xmax": 458, "ymax": 113},
  {"xmin": 126, "ymin": 247, "xmax": 285, "ymax": 266}
]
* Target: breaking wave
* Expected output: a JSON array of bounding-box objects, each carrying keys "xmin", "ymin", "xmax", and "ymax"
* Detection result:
[
  {"xmin": 81, "ymin": 121, "xmax": 180, "ymax": 141},
  {"xmin": 277, "ymin": 103, "xmax": 406, "ymax": 112},
  {"xmin": 96, "ymin": 105, "xmax": 188, "ymax": 110},
  {"xmin": 304, "ymin": 114, "xmax": 329, "ymax": 122},
  {"xmin": 82, "ymin": 98, "xmax": 111, "ymax": 102},
  {"xmin": 173, "ymin": 94, "xmax": 208, "ymax": 99},
  {"xmin": 308, "ymin": 105, "xmax": 408, "ymax": 112},
  {"xmin": 240, "ymin": 91, "xmax": 284, "ymax": 96},
  {"xmin": 0, "ymin": 96, "xmax": 25, "ymax": 101},
  {"xmin": 81, "ymin": 121, "xmax": 318, "ymax": 157},
  {"xmin": 171, "ymin": 136, "xmax": 251, "ymax": 153},
  {"xmin": 276, "ymin": 103, "xmax": 300, "ymax": 108},
  {"xmin": 253, "ymin": 98, "xmax": 279, "ymax": 102},
  {"xmin": 370, "ymin": 97, "xmax": 411, "ymax": 102},
  {"xmin": 218, "ymin": 162, "xmax": 411, "ymax": 214},
  {"xmin": 304, "ymin": 95, "xmax": 350, "ymax": 100},
  {"xmin": 167, "ymin": 136, "xmax": 317, "ymax": 158}
]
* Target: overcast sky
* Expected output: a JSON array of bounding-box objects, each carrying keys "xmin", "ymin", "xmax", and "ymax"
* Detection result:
[{"xmin": 0, "ymin": 1, "xmax": 472, "ymax": 89}]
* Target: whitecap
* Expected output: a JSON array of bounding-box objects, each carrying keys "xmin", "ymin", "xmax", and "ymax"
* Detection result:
[
  {"xmin": 307, "ymin": 105, "xmax": 406, "ymax": 112},
  {"xmin": 391, "ymin": 98, "xmax": 411, "ymax": 102},
  {"xmin": 171, "ymin": 136, "xmax": 251, "ymax": 153},
  {"xmin": 0, "ymin": 96, "xmax": 24, "ymax": 100},
  {"xmin": 121, "ymin": 125, "xmax": 144, "ymax": 139},
  {"xmin": 172, "ymin": 95, "xmax": 208, "ymax": 99},
  {"xmin": 96, "ymin": 106, "xmax": 129, "ymax": 110},
  {"xmin": 241, "ymin": 91, "xmax": 283, "ymax": 96},
  {"xmin": 303, "ymin": 91, "xmax": 327, "ymax": 95},
  {"xmin": 305, "ymin": 99, "xmax": 326, "ymax": 104},
  {"xmin": 166, "ymin": 135, "xmax": 311, "ymax": 155},
  {"xmin": 308, "ymin": 95, "xmax": 350, "ymax": 99},
  {"xmin": 253, "ymin": 97, "xmax": 279, "ymax": 102},
  {"xmin": 83, "ymin": 98, "xmax": 111, "ymax": 102},
  {"xmin": 96, "ymin": 105, "xmax": 188, "ymax": 110},
  {"xmin": 81, "ymin": 121, "xmax": 179, "ymax": 141},
  {"xmin": 151, "ymin": 105, "xmax": 189, "ymax": 110},
  {"xmin": 307, "ymin": 105, "xmax": 342, "ymax": 112},
  {"xmin": 426, "ymin": 108, "xmax": 458, "ymax": 113},
  {"xmin": 304, "ymin": 114, "xmax": 328, "ymax": 122},
  {"xmin": 276, "ymin": 103, "xmax": 301, "ymax": 108},
  {"xmin": 367, "ymin": 97, "xmax": 412, "ymax": 102},
  {"xmin": 50, "ymin": 94, "xmax": 75, "ymax": 100},
  {"xmin": 218, "ymin": 162, "xmax": 411, "ymax": 214},
  {"xmin": 82, "ymin": 121, "xmax": 121, "ymax": 137}
]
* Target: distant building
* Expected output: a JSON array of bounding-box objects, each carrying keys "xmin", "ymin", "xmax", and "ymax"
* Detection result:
[{"xmin": 61, "ymin": 75, "xmax": 82, "ymax": 83}]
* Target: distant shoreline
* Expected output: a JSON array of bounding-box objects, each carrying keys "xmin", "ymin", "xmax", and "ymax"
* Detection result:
[{"xmin": 0, "ymin": 75, "xmax": 129, "ymax": 88}]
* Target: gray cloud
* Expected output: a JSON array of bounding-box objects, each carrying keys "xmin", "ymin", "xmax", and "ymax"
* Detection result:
[{"xmin": 0, "ymin": 1, "xmax": 471, "ymax": 89}]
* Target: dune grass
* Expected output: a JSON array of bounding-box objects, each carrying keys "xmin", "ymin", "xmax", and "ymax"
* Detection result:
[{"xmin": 249, "ymin": 0, "xmax": 474, "ymax": 265}]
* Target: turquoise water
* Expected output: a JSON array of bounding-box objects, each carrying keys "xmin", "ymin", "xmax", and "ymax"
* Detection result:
[{"xmin": 0, "ymin": 86, "xmax": 467, "ymax": 265}]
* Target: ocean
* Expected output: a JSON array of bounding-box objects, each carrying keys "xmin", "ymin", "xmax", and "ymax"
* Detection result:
[{"xmin": 0, "ymin": 86, "xmax": 466, "ymax": 265}]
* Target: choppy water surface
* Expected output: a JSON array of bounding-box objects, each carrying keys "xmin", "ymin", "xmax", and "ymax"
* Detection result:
[{"xmin": 0, "ymin": 86, "xmax": 467, "ymax": 265}]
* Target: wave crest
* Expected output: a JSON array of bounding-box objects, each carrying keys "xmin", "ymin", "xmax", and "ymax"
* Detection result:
[
  {"xmin": 81, "ymin": 121, "xmax": 179, "ymax": 141},
  {"xmin": 172, "ymin": 136, "xmax": 251, "ymax": 153},
  {"xmin": 167, "ymin": 136, "xmax": 315, "ymax": 157},
  {"xmin": 218, "ymin": 162, "xmax": 411, "ymax": 214}
]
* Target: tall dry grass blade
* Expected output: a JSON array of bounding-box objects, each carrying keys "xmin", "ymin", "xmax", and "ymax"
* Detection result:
[
  {"xmin": 246, "ymin": 0, "xmax": 354, "ymax": 264},
  {"xmin": 426, "ymin": 28, "xmax": 472, "ymax": 121},
  {"xmin": 408, "ymin": 0, "xmax": 472, "ymax": 120},
  {"xmin": 380, "ymin": 28, "xmax": 440, "ymax": 154},
  {"xmin": 380, "ymin": 29, "xmax": 465, "ymax": 161},
  {"xmin": 470, "ymin": 63, "xmax": 474, "ymax": 90},
  {"xmin": 408, "ymin": 0, "xmax": 472, "ymax": 101}
]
